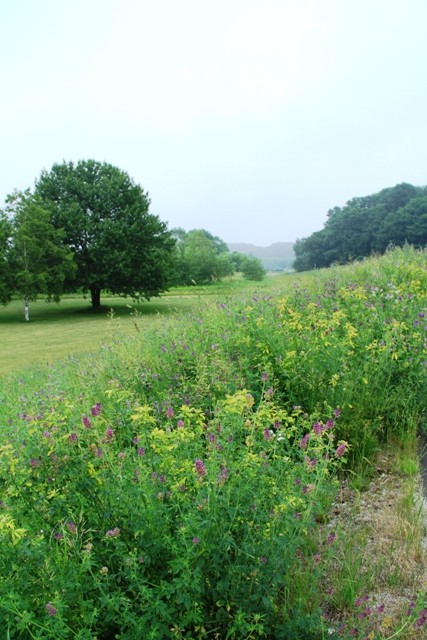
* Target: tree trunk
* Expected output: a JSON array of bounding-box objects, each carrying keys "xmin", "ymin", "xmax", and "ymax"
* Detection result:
[
  {"xmin": 24, "ymin": 297, "xmax": 30, "ymax": 321},
  {"xmin": 90, "ymin": 287, "xmax": 101, "ymax": 310}
]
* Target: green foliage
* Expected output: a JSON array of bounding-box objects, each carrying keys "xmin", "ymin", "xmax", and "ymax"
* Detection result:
[
  {"xmin": 294, "ymin": 182, "xmax": 427, "ymax": 271},
  {"xmin": 0, "ymin": 385, "xmax": 341, "ymax": 637},
  {"xmin": 0, "ymin": 210, "xmax": 13, "ymax": 305},
  {"xmin": 239, "ymin": 254, "xmax": 266, "ymax": 280},
  {"xmin": 35, "ymin": 159, "xmax": 175, "ymax": 308},
  {"xmin": 171, "ymin": 228, "xmax": 234, "ymax": 285},
  {"xmin": 1, "ymin": 246, "xmax": 427, "ymax": 637},
  {"xmin": 5, "ymin": 191, "xmax": 75, "ymax": 319}
]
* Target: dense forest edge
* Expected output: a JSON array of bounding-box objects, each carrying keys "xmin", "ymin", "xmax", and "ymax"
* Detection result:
[{"xmin": 294, "ymin": 182, "xmax": 427, "ymax": 271}]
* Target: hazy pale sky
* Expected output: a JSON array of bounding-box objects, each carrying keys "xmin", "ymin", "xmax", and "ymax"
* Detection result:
[{"xmin": 1, "ymin": 0, "xmax": 427, "ymax": 245}]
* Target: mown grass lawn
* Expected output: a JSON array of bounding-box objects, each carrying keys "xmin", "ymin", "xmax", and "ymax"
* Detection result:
[
  {"xmin": 0, "ymin": 295, "xmax": 195, "ymax": 376},
  {"xmin": 0, "ymin": 274, "xmax": 298, "ymax": 376}
]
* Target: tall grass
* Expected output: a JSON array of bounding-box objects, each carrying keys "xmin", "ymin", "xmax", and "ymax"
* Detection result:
[{"xmin": 0, "ymin": 246, "xmax": 426, "ymax": 638}]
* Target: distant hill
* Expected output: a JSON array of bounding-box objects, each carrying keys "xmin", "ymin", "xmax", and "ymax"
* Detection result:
[{"xmin": 227, "ymin": 242, "xmax": 295, "ymax": 272}]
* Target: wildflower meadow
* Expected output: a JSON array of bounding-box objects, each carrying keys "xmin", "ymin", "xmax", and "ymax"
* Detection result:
[{"xmin": 0, "ymin": 246, "xmax": 426, "ymax": 638}]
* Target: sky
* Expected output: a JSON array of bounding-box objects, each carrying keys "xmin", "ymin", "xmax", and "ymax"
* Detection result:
[{"xmin": 1, "ymin": 0, "xmax": 427, "ymax": 246}]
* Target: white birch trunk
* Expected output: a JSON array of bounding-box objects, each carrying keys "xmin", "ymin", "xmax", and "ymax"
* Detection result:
[{"xmin": 24, "ymin": 297, "xmax": 30, "ymax": 322}]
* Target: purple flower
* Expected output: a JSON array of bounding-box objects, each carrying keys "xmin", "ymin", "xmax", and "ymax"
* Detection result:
[
  {"xmin": 68, "ymin": 433, "xmax": 78, "ymax": 442},
  {"xmin": 259, "ymin": 556, "xmax": 268, "ymax": 564},
  {"xmin": 54, "ymin": 533, "xmax": 64, "ymax": 540},
  {"xmin": 105, "ymin": 427, "xmax": 114, "ymax": 441},
  {"xmin": 414, "ymin": 614, "xmax": 427, "ymax": 628},
  {"xmin": 327, "ymin": 532, "xmax": 337, "ymax": 545},
  {"xmin": 67, "ymin": 520, "xmax": 77, "ymax": 533},
  {"xmin": 299, "ymin": 434, "xmax": 310, "ymax": 449},
  {"xmin": 333, "ymin": 408, "xmax": 341, "ymax": 417},
  {"xmin": 302, "ymin": 483, "xmax": 314, "ymax": 494},
  {"xmin": 312, "ymin": 422, "xmax": 323, "ymax": 435},
  {"xmin": 335, "ymin": 443, "xmax": 347, "ymax": 458},
  {"xmin": 218, "ymin": 466, "xmax": 230, "ymax": 483},
  {"xmin": 195, "ymin": 458, "xmax": 207, "ymax": 477},
  {"xmin": 166, "ymin": 406, "xmax": 174, "ymax": 419},
  {"xmin": 263, "ymin": 428, "xmax": 273, "ymax": 441},
  {"xmin": 45, "ymin": 602, "xmax": 57, "ymax": 616},
  {"xmin": 29, "ymin": 458, "xmax": 41, "ymax": 468},
  {"xmin": 192, "ymin": 536, "xmax": 200, "ymax": 545},
  {"xmin": 105, "ymin": 527, "xmax": 120, "ymax": 537},
  {"xmin": 82, "ymin": 415, "xmax": 92, "ymax": 429},
  {"xmin": 91, "ymin": 403, "xmax": 102, "ymax": 416},
  {"xmin": 137, "ymin": 447, "xmax": 145, "ymax": 456},
  {"xmin": 261, "ymin": 372, "xmax": 269, "ymax": 381},
  {"xmin": 177, "ymin": 419, "xmax": 184, "ymax": 428}
]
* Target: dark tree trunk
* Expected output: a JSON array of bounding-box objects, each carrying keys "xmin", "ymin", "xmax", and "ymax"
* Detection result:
[{"xmin": 90, "ymin": 287, "xmax": 101, "ymax": 309}]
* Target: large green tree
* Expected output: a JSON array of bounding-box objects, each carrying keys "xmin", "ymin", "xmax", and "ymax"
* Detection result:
[
  {"xmin": 5, "ymin": 190, "xmax": 75, "ymax": 320},
  {"xmin": 35, "ymin": 160, "xmax": 175, "ymax": 308}
]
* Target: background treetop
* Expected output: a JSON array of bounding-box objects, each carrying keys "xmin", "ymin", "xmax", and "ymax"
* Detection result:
[{"xmin": 293, "ymin": 183, "xmax": 427, "ymax": 271}]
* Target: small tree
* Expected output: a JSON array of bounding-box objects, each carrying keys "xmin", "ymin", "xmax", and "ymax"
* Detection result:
[
  {"xmin": 0, "ymin": 211, "xmax": 13, "ymax": 305},
  {"xmin": 240, "ymin": 255, "xmax": 266, "ymax": 281},
  {"xmin": 171, "ymin": 228, "xmax": 235, "ymax": 285},
  {"xmin": 6, "ymin": 190, "xmax": 75, "ymax": 320}
]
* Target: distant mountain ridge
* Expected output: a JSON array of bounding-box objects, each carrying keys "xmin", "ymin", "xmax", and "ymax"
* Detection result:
[{"xmin": 227, "ymin": 242, "xmax": 295, "ymax": 271}]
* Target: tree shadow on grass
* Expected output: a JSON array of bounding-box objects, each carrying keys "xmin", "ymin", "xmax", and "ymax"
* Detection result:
[{"xmin": 0, "ymin": 296, "xmax": 195, "ymax": 325}]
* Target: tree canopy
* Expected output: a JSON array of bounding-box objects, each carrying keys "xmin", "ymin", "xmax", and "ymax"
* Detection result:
[
  {"xmin": 293, "ymin": 183, "xmax": 427, "ymax": 271},
  {"xmin": 0, "ymin": 210, "xmax": 12, "ymax": 305},
  {"xmin": 171, "ymin": 228, "xmax": 234, "ymax": 285},
  {"xmin": 35, "ymin": 160, "xmax": 175, "ymax": 308},
  {"xmin": 1, "ymin": 191, "xmax": 75, "ymax": 320}
]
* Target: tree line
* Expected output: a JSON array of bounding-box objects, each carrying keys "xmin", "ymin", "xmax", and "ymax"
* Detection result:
[
  {"xmin": 293, "ymin": 183, "xmax": 427, "ymax": 271},
  {"xmin": 0, "ymin": 160, "xmax": 265, "ymax": 319}
]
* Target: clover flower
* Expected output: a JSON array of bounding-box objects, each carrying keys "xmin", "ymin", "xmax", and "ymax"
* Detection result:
[
  {"xmin": 195, "ymin": 458, "xmax": 207, "ymax": 477},
  {"xmin": 67, "ymin": 520, "xmax": 77, "ymax": 533},
  {"xmin": 335, "ymin": 443, "xmax": 347, "ymax": 458},
  {"xmin": 105, "ymin": 527, "xmax": 120, "ymax": 537},
  {"xmin": 45, "ymin": 602, "xmax": 57, "ymax": 616},
  {"xmin": 299, "ymin": 433, "xmax": 310, "ymax": 449},
  {"xmin": 91, "ymin": 403, "xmax": 102, "ymax": 416},
  {"xmin": 166, "ymin": 406, "xmax": 174, "ymax": 418}
]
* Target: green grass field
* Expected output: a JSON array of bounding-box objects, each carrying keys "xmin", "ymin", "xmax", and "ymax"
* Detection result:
[{"xmin": 0, "ymin": 275, "xmax": 298, "ymax": 376}]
